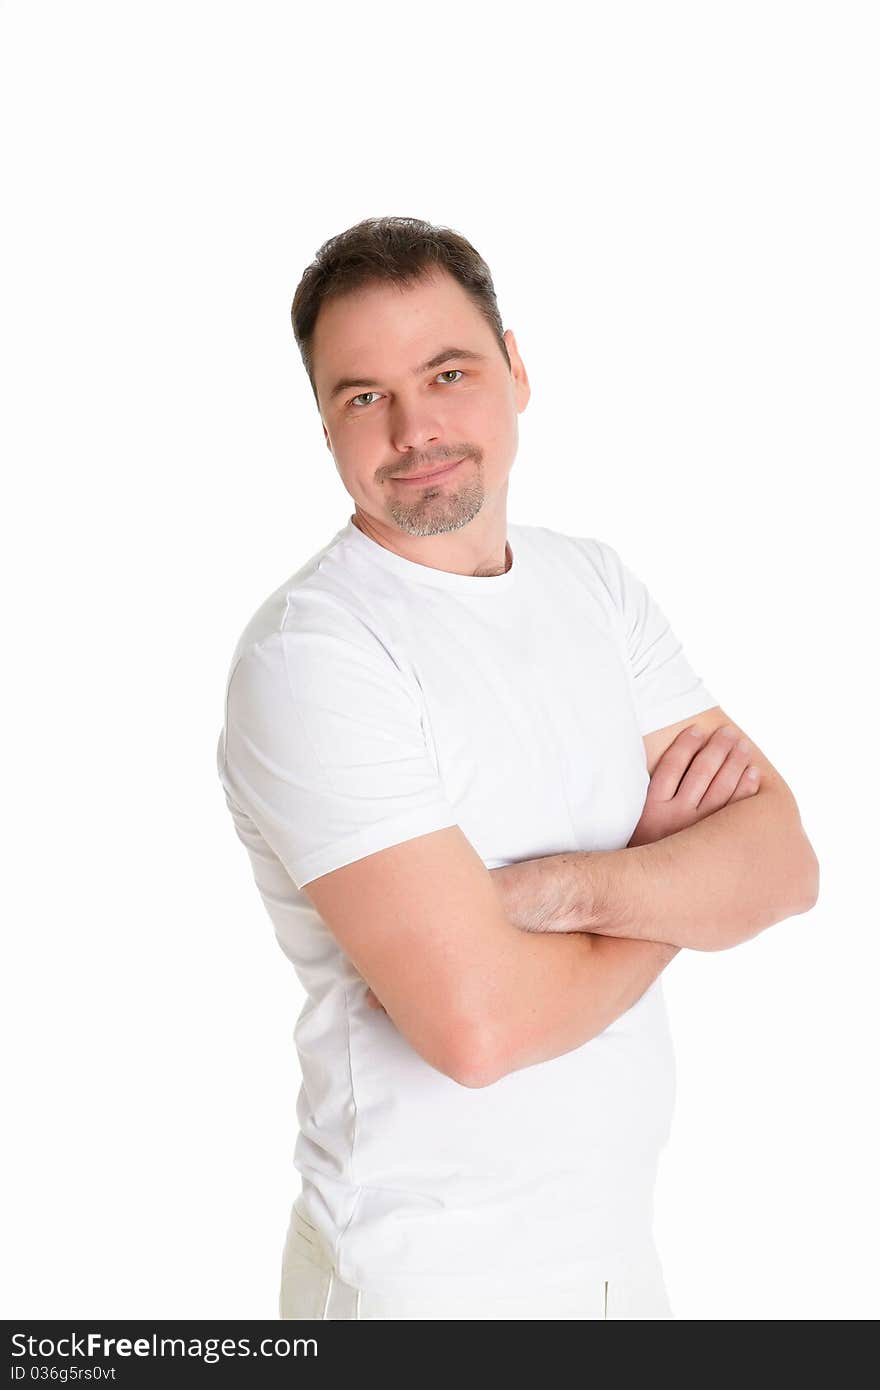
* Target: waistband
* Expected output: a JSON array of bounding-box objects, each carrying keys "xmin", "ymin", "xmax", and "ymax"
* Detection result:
[{"xmin": 286, "ymin": 1198, "xmax": 662, "ymax": 1304}]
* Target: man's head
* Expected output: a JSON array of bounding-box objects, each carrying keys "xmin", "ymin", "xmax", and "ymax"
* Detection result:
[{"xmin": 291, "ymin": 216, "xmax": 530, "ymax": 547}]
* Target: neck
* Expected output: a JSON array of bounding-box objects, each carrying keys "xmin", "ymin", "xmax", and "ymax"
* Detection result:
[{"xmin": 351, "ymin": 506, "xmax": 510, "ymax": 579}]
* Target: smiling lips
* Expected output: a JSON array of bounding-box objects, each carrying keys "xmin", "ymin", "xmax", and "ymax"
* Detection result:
[{"xmin": 390, "ymin": 457, "xmax": 465, "ymax": 484}]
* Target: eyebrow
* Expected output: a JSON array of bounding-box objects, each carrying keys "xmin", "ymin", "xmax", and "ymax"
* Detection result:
[{"xmin": 327, "ymin": 346, "xmax": 489, "ymax": 401}]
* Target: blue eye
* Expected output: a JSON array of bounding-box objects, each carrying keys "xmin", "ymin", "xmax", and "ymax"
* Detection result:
[{"xmin": 348, "ymin": 369, "xmax": 464, "ymax": 410}]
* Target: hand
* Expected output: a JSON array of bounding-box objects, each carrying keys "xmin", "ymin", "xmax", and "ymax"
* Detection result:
[
  {"xmin": 627, "ymin": 723, "xmax": 760, "ymax": 848},
  {"xmin": 367, "ymin": 723, "xmax": 761, "ymax": 997}
]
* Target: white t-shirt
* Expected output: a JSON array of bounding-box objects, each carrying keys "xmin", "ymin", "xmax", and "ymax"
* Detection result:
[{"xmin": 216, "ymin": 517, "xmax": 717, "ymax": 1299}]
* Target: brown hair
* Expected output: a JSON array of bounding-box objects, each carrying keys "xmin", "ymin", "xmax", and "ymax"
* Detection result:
[{"xmin": 291, "ymin": 215, "xmax": 512, "ymax": 408}]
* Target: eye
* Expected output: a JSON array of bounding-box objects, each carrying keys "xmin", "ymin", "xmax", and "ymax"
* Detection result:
[{"xmin": 346, "ymin": 369, "xmax": 465, "ymax": 410}]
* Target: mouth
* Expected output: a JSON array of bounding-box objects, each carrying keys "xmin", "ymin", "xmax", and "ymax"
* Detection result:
[{"xmin": 390, "ymin": 456, "xmax": 465, "ymax": 485}]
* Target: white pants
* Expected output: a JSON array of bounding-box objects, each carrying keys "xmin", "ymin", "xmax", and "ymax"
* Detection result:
[{"xmin": 279, "ymin": 1202, "xmax": 675, "ymax": 1321}]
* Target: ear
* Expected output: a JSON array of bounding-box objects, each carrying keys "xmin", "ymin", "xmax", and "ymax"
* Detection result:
[{"xmin": 504, "ymin": 329, "xmax": 530, "ymax": 411}]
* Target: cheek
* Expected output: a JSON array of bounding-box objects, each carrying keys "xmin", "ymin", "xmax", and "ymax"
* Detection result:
[
  {"xmin": 462, "ymin": 400, "xmax": 516, "ymax": 465},
  {"xmin": 334, "ymin": 435, "xmax": 381, "ymax": 478},
  {"xmin": 334, "ymin": 454, "xmax": 382, "ymax": 504},
  {"xmin": 458, "ymin": 393, "xmax": 509, "ymax": 441}
]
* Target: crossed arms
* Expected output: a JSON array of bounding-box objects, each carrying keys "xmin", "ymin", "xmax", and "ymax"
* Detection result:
[
  {"xmin": 302, "ymin": 705, "xmax": 819, "ymax": 1089},
  {"xmin": 490, "ymin": 705, "xmax": 819, "ymax": 952}
]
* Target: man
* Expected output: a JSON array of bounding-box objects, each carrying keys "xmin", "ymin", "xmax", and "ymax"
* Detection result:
[{"xmin": 215, "ymin": 215, "xmax": 819, "ymax": 1321}]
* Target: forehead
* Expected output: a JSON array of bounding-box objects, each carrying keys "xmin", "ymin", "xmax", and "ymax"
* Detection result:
[{"xmin": 312, "ymin": 270, "xmax": 491, "ymax": 391}]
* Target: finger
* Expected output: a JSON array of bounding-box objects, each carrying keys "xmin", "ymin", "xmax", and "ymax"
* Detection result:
[
  {"xmin": 727, "ymin": 763, "xmax": 761, "ymax": 802},
  {"xmin": 722, "ymin": 767, "xmax": 761, "ymax": 811},
  {"xmin": 676, "ymin": 725, "xmax": 748, "ymax": 808},
  {"xmin": 695, "ymin": 739, "xmax": 757, "ymax": 815},
  {"xmin": 646, "ymin": 725, "xmax": 711, "ymax": 802}
]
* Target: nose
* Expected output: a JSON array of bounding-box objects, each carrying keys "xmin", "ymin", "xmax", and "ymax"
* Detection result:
[{"xmin": 387, "ymin": 395, "xmax": 446, "ymax": 457}]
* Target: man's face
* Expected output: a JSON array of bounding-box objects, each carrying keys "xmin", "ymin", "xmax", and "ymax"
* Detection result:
[{"xmin": 311, "ymin": 269, "xmax": 530, "ymax": 538}]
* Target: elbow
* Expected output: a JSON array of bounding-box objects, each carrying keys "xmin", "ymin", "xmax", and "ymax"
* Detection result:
[
  {"xmin": 765, "ymin": 826, "xmax": 820, "ymax": 925},
  {"xmin": 451, "ymin": 1063, "xmax": 497, "ymax": 1090},
  {"xmin": 445, "ymin": 1024, "xmax": 503, "ymax": 1090},
  {"xmin": 761, "ymin": 862, "xmax": 820, "ymax": 937},
  {"xmin": 765, "ymin": 807, "xmax": 821, "ymax": 920},
  {"xmin": 718, "ymin": 843, "xmax": 820, "ymax": 951},
  {"xmin": 792, "ymin": 839, "xmax": 821, "ymax": 915},
  {"xmin": 763, "ymin": 840, "xmax": 820, "ymax": 934}
]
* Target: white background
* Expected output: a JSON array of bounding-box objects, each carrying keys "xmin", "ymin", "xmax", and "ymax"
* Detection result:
[{"xmin": 2, "ymin": 0, "xmax": 877, "ymax": 1321}]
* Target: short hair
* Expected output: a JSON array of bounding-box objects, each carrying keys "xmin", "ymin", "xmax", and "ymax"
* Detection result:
[{"xmin": 291, "ymin": 215, "xmax": 512, "ymax": 407}]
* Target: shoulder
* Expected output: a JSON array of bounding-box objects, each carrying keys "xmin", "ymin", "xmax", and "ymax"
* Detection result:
[
  {"xmin": 511, "ymin": 520, "xmax": 616, "ymax": 562},
  {"xmin": 229, "ymin": 593, "xmax": 398, "ymax": 690},
  {"xmin": 222, "ymin": 528, "xmax": 402, "ymax": 682},
  {"xmin": 510, "ymin": 522, "xmax": 625, "ymax": 598},
  {"xmin": 223, "ymin": 585, "xmax": 420, "ymax": 757}
]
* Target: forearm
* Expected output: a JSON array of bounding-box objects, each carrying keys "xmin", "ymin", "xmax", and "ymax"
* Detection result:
[
  {"xmin": 496, "ymin": 791, "xmax": 819, "ymax": 952},
  {"xmin": 479, "ymin": 926, "xmax": 679, "ymax": 1084}
]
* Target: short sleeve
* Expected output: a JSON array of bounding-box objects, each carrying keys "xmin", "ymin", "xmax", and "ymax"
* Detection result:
[
  {"xmin": 217, "ymin": 626, "xmax": 459, "ymax": 890},
  {"xmin": 593, "ymin": 539, "xmax": 718, "ymax": 735}
]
